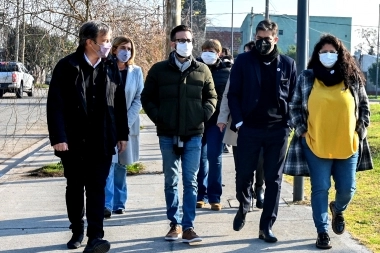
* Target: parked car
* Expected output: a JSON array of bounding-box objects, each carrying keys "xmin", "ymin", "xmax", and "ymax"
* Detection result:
[{"xmin": 0, "ymin": 62, "xmax": 34, "ymax": 98}]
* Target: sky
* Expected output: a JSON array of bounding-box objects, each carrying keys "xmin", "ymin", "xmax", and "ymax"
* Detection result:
[{"xmin": 205, "ymin": 0, "xmax": 380, "ymax": 51}]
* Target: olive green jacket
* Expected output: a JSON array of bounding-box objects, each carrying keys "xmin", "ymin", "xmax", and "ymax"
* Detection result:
[{"xmin": 141, "ymin": 52, "xmax": 217, "ymax": 137}]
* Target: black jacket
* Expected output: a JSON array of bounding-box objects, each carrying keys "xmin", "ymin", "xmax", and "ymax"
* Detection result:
[
  {"xmin": 228, "ymin": 50, "xmax": 297, "ymax": 131},
  {"xmin": 197, "ymin": 57, "xmax": 231, "ymax": 126},
  {"xmin": 47, "ymin": 46, "xmax": 129, "ymax": 158},
  {"xmin": 141, "ymin": 52, "xmax": 217, "ymax": 137}
]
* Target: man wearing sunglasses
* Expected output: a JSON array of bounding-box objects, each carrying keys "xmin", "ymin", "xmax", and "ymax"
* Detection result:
[{"xmin": 141, "ymin": 25, "xmax": 217, "ymax": 243}]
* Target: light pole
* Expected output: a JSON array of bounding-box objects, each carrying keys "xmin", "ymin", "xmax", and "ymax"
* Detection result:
[
  {"xmin": 376, "ymin": 4, "xmax": 379, "ymax": 98},
  {"xmin": 231, "ymin": 0, "xmax": 234, "ymax": 56},
  {"xmin": 190, "ymin": 0, "xmax": 193, "ymax": 28}
]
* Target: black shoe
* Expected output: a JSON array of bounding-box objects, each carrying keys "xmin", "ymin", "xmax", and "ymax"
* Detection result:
[
  {"xmin": 83, "ymin": 238, "xmax": 110, "ymax": 253},
  {"xmin": 329, "ymin": 201, "xmax": 345, "ymax": 235},
  {"xmin": 223, "ymin": 144, "xmax": 229, "ymax": 153},
  {"xmin": 259, "ymin": 229, "xmax": 278, "ymax": 243},
  {"xmin": 67, "ymin": 233, "xmax": 84, "ymax": 249},
  {"xmin": 233, "ymin": 210, "xmax": 246, "ymax": 231},
  {"xmin": 255, "ymin": 186, "xmax": 264, "ymax": 209},
  {"xmin": 114, "ymin": 209, "xmax": 126, "ymax": 214},
  {"xmin": 316, "ymin": 232, "xmax": 332, "ymax": 249},
  {"xmin": 104, "ymin": 208, "xmax": 111, "ymax": 219}
]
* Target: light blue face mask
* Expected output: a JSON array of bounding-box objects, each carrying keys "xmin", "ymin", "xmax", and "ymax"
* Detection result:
[
  {"xmin": 319, "ymin": 52, "xmax": 338, "ymax": 68},
  {"xmin": 116, "ymin": 49, "xmax": 131, "ymax": 63}
]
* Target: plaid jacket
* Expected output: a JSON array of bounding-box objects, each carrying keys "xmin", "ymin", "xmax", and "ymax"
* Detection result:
[{"xmin": 284, "ymin": 69, "xmax": 373, "ymax": 176}]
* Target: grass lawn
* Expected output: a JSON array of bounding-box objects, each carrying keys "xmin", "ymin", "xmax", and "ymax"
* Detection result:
[{"xmin": 285, "ymin": 103, "xmax": 380, "ymax": 253}]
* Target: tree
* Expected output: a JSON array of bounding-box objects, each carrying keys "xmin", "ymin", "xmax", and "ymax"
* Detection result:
[
  {"xmin": 285, "ymin": 44, "xmax": 296, "ymax": 60},
  {"xmin": 368, "ymin": 62, "xmax": 379, "ymax": 86},
  {"xmin": 355, "ymin": 28, "xmax": 378, "ymax": 56}
]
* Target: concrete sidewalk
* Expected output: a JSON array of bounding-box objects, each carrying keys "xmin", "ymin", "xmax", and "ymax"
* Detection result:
[{"xmin": 0, "ymin": 115, "xmax": 372, "ymax": 253}]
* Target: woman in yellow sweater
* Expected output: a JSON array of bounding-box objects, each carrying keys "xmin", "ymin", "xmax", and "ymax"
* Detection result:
[{"xmin": 284, "ymin": 34, "xmax": 373, "ymax": 249}]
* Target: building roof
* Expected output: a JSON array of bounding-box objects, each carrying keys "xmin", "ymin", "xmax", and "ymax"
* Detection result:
[{"xmin": 206, "ymin": 27, "xmax": 241, "ymax": 32}]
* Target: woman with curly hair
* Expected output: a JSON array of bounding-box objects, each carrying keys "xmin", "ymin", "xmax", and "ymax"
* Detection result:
[{"xmin": 284, "ymin": 34, "xmax": 373, "ymax": 249}]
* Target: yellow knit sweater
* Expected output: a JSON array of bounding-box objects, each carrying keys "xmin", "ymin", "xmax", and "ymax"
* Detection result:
[{"xmin": 306, "ymin": 78, "xmax": 358, "ymax": 159}]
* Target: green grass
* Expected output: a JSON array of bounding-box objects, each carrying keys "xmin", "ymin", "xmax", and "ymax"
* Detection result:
[
  {"xmin": 30, "ymin": 161, "xmax": 64, "ymax": 177},
  {"xmin": 126, "ymin": 162, "xmax": 145, "ymax": 175},
  {"xmin": 285, "ymin": 103, "xmax": 380, "ymax": 253},
  {"xmin": 34, "ymin": 83, "xmax": 49, "ymax": 89}
]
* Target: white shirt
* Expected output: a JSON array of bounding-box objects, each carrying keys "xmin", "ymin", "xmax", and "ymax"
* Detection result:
[{"xmin": 84, "ymin": 53, "xmax": 101, "ymax": 68}]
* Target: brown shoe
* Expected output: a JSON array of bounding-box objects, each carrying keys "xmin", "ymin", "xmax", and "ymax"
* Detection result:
[
  {"xmin": 164, "ymin": 224, "xmax": 182, "ymax": 241},
  {"xmin": 182, "ymin": 228, "xmax": 202, "ymax": 243},
  {"xmin": 210, "ymin": 203, "xmax": 222, "ymax": 211},
  {"xmin": 196, "ymin": 201, "xmax": 205, "ymax": 208}
]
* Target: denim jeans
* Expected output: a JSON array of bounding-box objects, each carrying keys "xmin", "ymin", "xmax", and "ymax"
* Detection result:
[
  {"xmin": 301, "ymin": 137, "xmax": 358, "ymax": 233},
  {"xmin": 159, "ymin": 135, "xmax": 201, "ymax": 231},
  {"xmin": 197, "ymin": 124, "xmax": 225, "ymax": 203},
  {"xmin": 105, "ymin": 162, "xmax": 128, "ymax": 211}
]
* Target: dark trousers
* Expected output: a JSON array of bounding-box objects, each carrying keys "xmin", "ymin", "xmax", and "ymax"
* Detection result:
[
  {"xmin": 236, "ymin": 125, "xmax": 288, "ymax": 230},
  {"xmin": 61, "ymin": 153, "xmax": 112, "ymax": 239},
  {"xmin": 232, "ymin": 146, "xmax": 265, "ymax": 188}
]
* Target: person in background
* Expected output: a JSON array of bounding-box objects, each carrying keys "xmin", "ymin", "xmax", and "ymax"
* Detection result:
[
  {"xmin": 284, "ymin": 34, "xmax": 373, "ymax": 249},
  {"xmin": 47, "ymin": 20, "xmax": 128, "ymax": 253},
  {"xmin": 228, "ymin": 19, "xmax": 297, "ymax": 243},
  {"xmin": 221, "ymin": 47, "xmax": 234, "ymax": 67},
  {"xmin": 244, "ymin": 41, "xmax": 256, "ymax": 52},
  {"xmin": 141, "ymin": 25, "xmax": 217, "ymax": 243},
  {"xmin": 196, "ymin": 39, "xmax": 231, "ymax": 211},
  {"xmin": 104, "ymin": 36, "xmax": 143, "ymax": 218}
]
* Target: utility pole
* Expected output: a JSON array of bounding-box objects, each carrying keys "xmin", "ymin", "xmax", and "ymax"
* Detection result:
[
  {"xmin": 293, "ymin": 0, "xmax": 309, "ymax": 202},
  {"xmin": 265, "ymin": 0, "xmax": 269, "ymax": 19},
  {"xmin": 376, "ymin": 4, "xmax": 379, "ymax": 98},
  {"xmin": 15, "ymin": 0, "xmax": 20, "ymax": 62},
  {"xmin": 190, "ymin": 0, "xmax": 193, "ymax": 29},
  {"xmin": 165, "ymin": 0, "xmax": 181, "ymax": 56},
  {"xmin": 21, "ymin": 0, "xmax": 25, "ymax": 64},
  {"xmin": 231, "ymin": 0, "xmax": 234, "ymax": 56},
  {"xmin": 249, "ymin": 7, "xmax": 254, "ymax": 41}
]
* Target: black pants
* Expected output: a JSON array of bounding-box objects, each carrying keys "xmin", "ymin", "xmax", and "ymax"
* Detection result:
[
  {"xmin": 232, "ymin": 146, "xmax": 265, "ymax": 188},
  {"xmin": 236, "ymin": 126, "xmax": 289, "ymax": 230},
  {"xmin": 61, "ymin": 152, "xmax": 112, "ymax": 239}
]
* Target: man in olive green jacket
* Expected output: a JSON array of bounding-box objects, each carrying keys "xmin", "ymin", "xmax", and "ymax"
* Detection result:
[{"xmin": 141, "ymin": 25, "xmax": 217, "ymax": 243}]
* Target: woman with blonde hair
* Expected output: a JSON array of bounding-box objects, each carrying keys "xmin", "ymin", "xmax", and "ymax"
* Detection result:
[{"xmin": 104, "ymin": 36, "xmax": 143, "ymax": 217}]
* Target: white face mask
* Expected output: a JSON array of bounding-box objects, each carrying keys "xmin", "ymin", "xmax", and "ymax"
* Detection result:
[
  {"xmin": 319, "ymin": 52, "xmax": 338, "ymax": 68},
  {"xmin": 201, "ymin": 52, "xmax": 218, "ymax": 65},
  {"xmin": 176, "ymin": 42, "xmax": 193, "ymax": 58}
]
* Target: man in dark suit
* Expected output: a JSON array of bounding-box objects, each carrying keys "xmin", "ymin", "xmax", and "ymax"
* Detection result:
[
  {"xmin": 47, "ymin": 20, "xmax": 128, "ymax": 253},
  {"xmin": 228, "ymin": 19, "xmax": 297, "ymax": 243}
]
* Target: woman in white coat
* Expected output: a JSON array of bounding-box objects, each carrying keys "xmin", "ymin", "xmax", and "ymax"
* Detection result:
[{"xmin": 104, "ymin": 36, "xmax": 143, "ymax": 217}]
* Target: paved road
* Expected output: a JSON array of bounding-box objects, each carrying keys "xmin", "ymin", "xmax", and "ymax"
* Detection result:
[{"xmin": 0, "ymin": 89, "xmax": 48, "ymax": 173}]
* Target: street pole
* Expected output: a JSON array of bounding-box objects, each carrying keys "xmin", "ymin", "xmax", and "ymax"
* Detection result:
[
  {"xmin": 265, "ymin": 0, "xmax": 269, "ymax": 19},
  {"xmin": 21, "ymin": 0, "xmax": 25, "ymax": 64},
  {"xmin": 231, "ymin": 0, "xmax": 234, "ymax": 56},
  {"xmin": 15, "ymin": 0, "xmax": 20, "ymax": 62},
  {"xmin": 293, "ymin": 0, "xmax": 309, "ymax": 202},
  {"xmin": 249, "ymin": 7, "xmax": 254, "ymax": 41},
  {"xmin": 376, "ymin": 4, "xmax": 379, "ymax": 99},
  {"xmin": 190, "ymin": 0, "xmax": 193, "ymax": 29},
  {"xmin": 165, "ymin": 0, "xmax": 181, "ymax": 56}
]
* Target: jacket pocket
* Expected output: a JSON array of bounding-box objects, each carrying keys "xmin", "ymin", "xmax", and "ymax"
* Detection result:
[
  {"xmin": 186, "ymin": 98, "xmax": 204, "ymax": 131},
  {"xmin": 157, "ymin": 98, "xmax": 178, "ymax": 131}
]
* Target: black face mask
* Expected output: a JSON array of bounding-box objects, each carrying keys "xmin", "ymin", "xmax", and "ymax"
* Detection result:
[{"xmin": 255, "ymin": 39, "xmax": 272, "ymax": 55}]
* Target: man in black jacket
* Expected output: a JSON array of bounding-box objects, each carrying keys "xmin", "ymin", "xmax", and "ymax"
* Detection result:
[
  {"xmin": 141, "ymin": 25, "xmax": 217, "ymax": 243},
  {"xmin": 47, "ymin": 20, "xmax": 128, "ymax": 253},
  {"xmin": 228, "ymin": 19, "xmax": 297, "ymax": 243}
]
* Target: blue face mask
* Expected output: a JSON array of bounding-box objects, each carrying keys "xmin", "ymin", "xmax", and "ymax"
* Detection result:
[{"xmin": 116, "ymin": 49, "xmax": 131, "ymax": 63}]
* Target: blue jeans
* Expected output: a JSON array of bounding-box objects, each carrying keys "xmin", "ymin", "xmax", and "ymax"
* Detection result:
[
  {"xmin": 301, "ymin": 137, "xmax": 358, "ymax": 233},
  {"xmin": 159, "ymin": 136, "xmax": 201, "ymax": 231},
  {"xmin": 105, "ymin": 162, "xmax": 128, "ymax": 211},
  {"xmin": 197, "ymin": 124, "xmax": 225, "ymax": 203}
]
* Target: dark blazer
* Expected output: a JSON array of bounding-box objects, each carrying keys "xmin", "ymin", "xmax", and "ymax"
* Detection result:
[
  {"xmin": 227, "ymin": 50, "xmax": 297, "ymax": 131},
  {"xmin": 46, "ymin": 46, "xmax": 129, "ymax": 158}
]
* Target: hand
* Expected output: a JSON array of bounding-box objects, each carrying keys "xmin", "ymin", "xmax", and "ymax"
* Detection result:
[
  {"xmin": 117, "ymin": 141, "xmax": 127, "ymax": 153},
  {"xmin": 53, "ymin": 142, "xmax": 68, "ymax": 151},
  {"xmin": 217, "ymin": 123, "xmax": 226, "ymax": 132},
  {"xmin": 302, "ymin": 132, "xmax": 307, "ymax": 137}
]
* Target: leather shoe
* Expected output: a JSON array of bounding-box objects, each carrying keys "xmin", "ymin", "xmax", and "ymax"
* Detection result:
[
  {"xmin": 329, "ymin": 201, "xmax": 345, "ymax": 235},
  {"xmin": 255, "ymin": 186, "xmax": 264, "ymax": 209},
  {"xmin": 233, "ymin": 210, "xmax": 246, "ymax": 231},
  {"xmin": 83, "ymin": 238, "xmax": 110, "ymax": 253},
  {"xmin": 104, "ymin": 208, "xmax": 111, "ymax": 219},
  {"xmin": 259, "ymin": 229, "xmax": 278, "ymax": 243},
  {"xmin": 67, "ymin": 233, "xmax": 84, "ymax": 249}
]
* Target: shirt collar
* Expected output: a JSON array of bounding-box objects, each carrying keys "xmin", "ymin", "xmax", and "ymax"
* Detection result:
[{"xmin": 84, "ymin": 53, "xmax": 101, "ymax": 68}]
